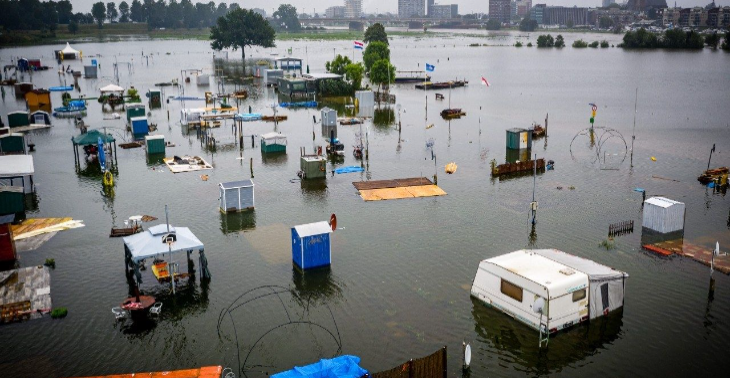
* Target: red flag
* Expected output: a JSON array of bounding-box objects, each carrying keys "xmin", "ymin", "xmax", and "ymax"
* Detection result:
[{"xmin": 481, "ymin": 77, "xmax": 490, "ymax": 87}]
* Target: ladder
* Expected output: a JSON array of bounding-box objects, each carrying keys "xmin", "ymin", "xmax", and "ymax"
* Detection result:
[{"xmin": 538, "ymin": 314, "xmax": 549, "ymax": 348}]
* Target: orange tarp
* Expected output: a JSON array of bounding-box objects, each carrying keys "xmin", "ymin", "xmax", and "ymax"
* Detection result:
[{"xmin": 68, "ymin": 365, "xmax": 222, "ymax": 378}]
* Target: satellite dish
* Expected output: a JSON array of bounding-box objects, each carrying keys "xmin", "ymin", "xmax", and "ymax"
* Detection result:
[
  {"xmin": 464, "ymin": 344, "xmax": 472, "ymax": 367},
  {"xmin": 533, "ymin": 297, "xmax": 545, "ymax": 314},
  {"xmin": 329, "ymin": 213, "xmax": 337, "ymax": 231}
]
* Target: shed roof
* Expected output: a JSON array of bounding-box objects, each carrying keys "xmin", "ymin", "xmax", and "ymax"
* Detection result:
[
  {"xmin": 0, "ymin": 155, "xmax": 34, "ymax": 176},
  {"xmin": 261, "ymin": 132, "xmax": 286, "ymax": 140},
  {"xmin": 220, "ymin": 179, "xmax": 254, "ymax": 189},
  {"xmin": 507, "ymin": 128, "xmax": 528, "ymax": 133},
  {"xmin": 645, "ymin": 196, "xmax": 684, "ymax": 208},
  {"xmin": 485, "ymin": 250, "xmax": 588, "ymax": 296},
  {"xmin": 123, "ymin": 224, "xmax": 204, "ymax": 262},
  {"xmin": 531, "ymin": 249, "xmax": 628, "ymax": 281},
  {"xmin": 72, "ymin": 129, "xmax": 116, "ymax": 146},
  {"xmin": 275, "ymin": 57, "xmax": 302, "ymax": 62},
  {"xmin": 294, "ymin": 221, "xmax": 332, "ymax": 238}
]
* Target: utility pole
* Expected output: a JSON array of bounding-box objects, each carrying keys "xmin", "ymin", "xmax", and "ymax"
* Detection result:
[{"xmin": 631, "ymin": 88, "xmax": 637, "ymax": 168}]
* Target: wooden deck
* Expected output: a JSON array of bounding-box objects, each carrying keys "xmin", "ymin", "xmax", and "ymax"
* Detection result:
[
  {"xmin": 67, "ymin": 365, "xmax": 222, "ymax": 378},
  {"xmin": 11, "ymin": 218, "xmax": 84, "ymax": 240},
  {"xmin": 642, "ymin": 240, "xmax": 730, "ymax": 274},
  {"xmin": 353, "ymin": 177, "xmax": 446, "ymax": 201},
  {"xmin": 352, "ymin": 177, "xmax": 433, "ymax": 190}
]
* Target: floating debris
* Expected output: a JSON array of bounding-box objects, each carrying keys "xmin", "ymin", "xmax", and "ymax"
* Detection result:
[
  {"xmin": 353, "ymin": 177, "xmax": 446, "ymax": 201},
  {"xmin": 445, "ymin": 162, "xmax": 458, "ymax": 174},
  {"xmin": 163, "ymin": 155, "xmax": 213, "ymax": 173},
  {"xmin": 0, "ymin": 266, "xmax": 52, "ymax": 323}
]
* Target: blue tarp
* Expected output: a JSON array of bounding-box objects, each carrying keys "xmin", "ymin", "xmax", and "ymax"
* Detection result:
[
  {"xmin": 280, "ymin": 101, "xmax": 318, "ymax": 108},
  {"xmin": 334, "ymin": 166, "xmax": 364, "ymax": 174},
  {"xmin": 271, "ymin": 355, "xmax": 367, "ymax": 378},
  {"xmin": 235, "ymin": 113, "xmax": 262, "ymax": 122},
  {"xmin": 49, "ymin": 86, "xmax": 73, "ymax": 92}
]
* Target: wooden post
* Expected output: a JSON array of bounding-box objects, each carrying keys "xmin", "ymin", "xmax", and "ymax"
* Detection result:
[
  {"xmin": 408, "ymin": 359, "xmax": 414, "ymax": 378},
  {"xmin": 442, "ymin": 346, "xmax": 448, "ymax": 378},
  {"xmin": 250, "ymin": 157, "xmax": 253, "ymax": 178}
]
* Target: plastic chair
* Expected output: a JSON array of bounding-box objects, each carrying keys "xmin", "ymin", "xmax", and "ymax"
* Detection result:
[
  {"xmin": 112, "ymin": 307, "xmax": 127, "ymax": 320},
  {"xmin": 150, "ymin": 302, "xmax": 163, "ymax": 316}
]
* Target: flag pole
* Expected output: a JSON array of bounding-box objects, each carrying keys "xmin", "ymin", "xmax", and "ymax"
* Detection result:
[{"xmin": 424, "ymin": 63, "xmax": 427, "ymax": 124}]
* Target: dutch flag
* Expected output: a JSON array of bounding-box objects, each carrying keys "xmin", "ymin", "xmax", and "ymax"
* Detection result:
[
  {"xmin": 354, "ymin": 41, "xmax": 364, "ymax": 50},
  {"xmin": 425, "ymin": 63, "xmax": 435, "ymax": 72}
]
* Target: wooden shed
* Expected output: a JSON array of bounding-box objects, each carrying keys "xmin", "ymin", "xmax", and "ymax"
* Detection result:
[
  {"xmin": 25, "ymin": 89, "xmax": 51, "ymax": 113},
  {"xmin": 0, "ymin": 133, "xmax": 27, "ymax": 155},
  {"xmin": 300, "ymin": 155, "xmax": 327, "ymax": 179},
  {"xmin": 219, "ymin": 180, "xmax": 255, "ymax": 213},
  {"xmin": 261, "ymin": 132, "xmax": 287, "ymax": 154},
  {"xmin": 7, "ymin": 111, "xmax": 29, "ymax": 128},
  {"xmin": 506, "ymin": 128, "xmax": 532, "ymax": 150}
]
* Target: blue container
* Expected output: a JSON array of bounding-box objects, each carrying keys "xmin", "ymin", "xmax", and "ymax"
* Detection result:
[
  {"xmin": 130, "ymin": 116, "xmax": 149, "ymax": 139},
  {"xmin": 291, "ymin": 221, "xmax": 332, "ymax": 270}
]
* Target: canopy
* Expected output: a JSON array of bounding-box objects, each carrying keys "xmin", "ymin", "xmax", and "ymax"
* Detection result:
[
  {"xmin": 123, "ymin": 224, "xmax": 204, "ymax": 262},
  {"xmin": 100, "ymin": 84, "xmax": 124, "ymax": 93},
  {"xmin": 61, "ymin": 42, "xmax": 79, "ymax": 55},
  {"xmin": 72, "ymin": 129, "xmax": 116, "ymax": 146},
  {"xmin": 0, "ymin": 155, "xmax": 34, "ymax": 176}
]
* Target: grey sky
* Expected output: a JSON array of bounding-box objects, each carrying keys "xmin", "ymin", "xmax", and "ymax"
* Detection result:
[{"xmin": 69, "ymin": 0, "xmax": 727, "ymax": 16}]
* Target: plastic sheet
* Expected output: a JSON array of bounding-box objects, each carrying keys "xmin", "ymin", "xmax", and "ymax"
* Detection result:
[{"xmin": 271, "ymin": 355, "xmax": 367, "ymax": 378}]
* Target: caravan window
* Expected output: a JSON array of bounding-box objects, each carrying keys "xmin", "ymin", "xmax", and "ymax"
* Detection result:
[
  {"xmin": 572, "ymin": 289, "xmax": 586, "ymax": 302},
  {"xmin": 500, "ymin": 279, "xmax": 523, "ymax": 302}
]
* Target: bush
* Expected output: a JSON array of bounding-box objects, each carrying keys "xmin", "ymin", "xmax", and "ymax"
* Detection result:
[
  {"xmin": 589, "ymin": 41, "xmax": 599, "ymax": 48},
  {"xmin": 555, "ymin": 34, "xmax": 565, "ymax": 47},
  {"xmin": 600, "ymin": 40, "xmax": 609, "ymax": 48},
  {"xmin": 573, "ymin": 39, "xmax": 588, "ymax": 48},
  {"xmin": 317, "ymin": 79, "xmax": 354, "ymax": 97},
  {"xmin": 527, "ymin": 42, "xmax": 533, "ymax": 47},
  {"xmin": 536, "ymin": 34, "xmax": 554, "ymax": 47},
  {"xmin": 486, "ymin": 19, "xmax": 501, "ymax": 30},
  {"xmin": 51, "ymin": 307, "xmax": 68, "ymax": 319},
  {"xmin": 519, "ymin": 17, "xmax": 538, "ymax": 32},
  {"xmin": 44, "ymin": 258, "xmax": 55, "ymax": 269},
  {"xmin": 515, "ymin": 41, "xmax": 523, "ymax": 47}
]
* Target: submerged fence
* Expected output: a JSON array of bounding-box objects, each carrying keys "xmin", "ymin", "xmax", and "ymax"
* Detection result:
[{"xmin": 365, "ymin": 346, "xmax": 447, "ymax": 378}]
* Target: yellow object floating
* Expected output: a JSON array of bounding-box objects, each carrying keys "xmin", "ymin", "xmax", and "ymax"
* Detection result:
[
  {"xmin": 651, "ymin": 156, "xmax": 657, "ymax": 161},
  {"xmin": 445, "ymin": 162, "xmax": 458, "ymax": 174},
  {"xmin": 426, "ymin": 124, "xmax": 435, "ymax": 129},
  {"xmin": 103, "ymin": 170, "xmax": 114, "ymax": 186}
]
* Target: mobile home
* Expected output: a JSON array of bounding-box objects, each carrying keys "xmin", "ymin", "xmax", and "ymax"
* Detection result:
[{"xmin": 471, "ymin": 249, "xmax": 627, "ymax": 340}]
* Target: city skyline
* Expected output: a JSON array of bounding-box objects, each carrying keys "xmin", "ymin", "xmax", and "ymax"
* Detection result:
[{"xmin": 65, "ymin": 0, "xmax": 730, "ymax": 17}]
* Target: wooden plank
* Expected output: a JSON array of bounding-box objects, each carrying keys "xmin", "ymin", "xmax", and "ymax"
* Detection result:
[
  {"xmin": 394, "ymin": 177, "xmax": 433, "ymax": 187},
  {"xmin": 406, "ymin": 185, "xmax": 447, "ymax": 198},
  {"xmin": 353, "ymin": 180, "xmax": 399, "ymax": 190},
  {"xmin": 360, "ymin": 187, "xmax": 413, "ymax": 201}
]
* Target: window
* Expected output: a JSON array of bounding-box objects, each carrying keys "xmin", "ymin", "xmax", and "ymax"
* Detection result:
[
  {"xmin": 500, "ymin": 279, "xmax": 523, "ymax": 302},
  {"xmin": 572, "ymin": 289, "xmax": 586, "ymax": 302}
]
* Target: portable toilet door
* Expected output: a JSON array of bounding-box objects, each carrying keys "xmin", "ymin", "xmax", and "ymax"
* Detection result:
[{"xmin": 291, "ymin": 221, "xmax": 332, "ymax": 270}]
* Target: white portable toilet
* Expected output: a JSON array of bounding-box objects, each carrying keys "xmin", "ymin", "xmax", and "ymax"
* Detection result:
[
  {"xmin": 321, "ymin": 107, "xmax": 337, "ymax": 127},
  {"xmin": 642, "ymin": 197, "xmax": 685, "ymax": 233}
]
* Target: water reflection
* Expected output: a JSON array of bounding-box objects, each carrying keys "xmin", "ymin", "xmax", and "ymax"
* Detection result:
[
  {"xmin": 261, "ymin": 151, "xmax": 288, "ymax": 166},
  {"xmin": 470, "ymin": 297, "xmax": 623, "ymax": 375},
  {"xmin": 373, "ymin": 107, "xmax": 395, "ymax": 131},
  {"xmin": 220, "ymin": 211, "xmax": 257, "ymax": 234},
  {"xmin": 291, "ymin": 267, "xmax": 344, "ymax": 305}
]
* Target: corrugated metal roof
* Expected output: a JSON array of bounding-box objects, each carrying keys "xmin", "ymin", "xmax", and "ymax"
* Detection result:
[
  {"xmin": 294, "ymin": 221, "xmax": 332, "ymax": 238},
  {"xmin": 645, "ymin": 196, "xmax": 683, "ymax": 208},
  {"xmin": 220, "ymin": 179, "xmax": 254, "ymax": 189},
  {"xmin": 486, "ymin": 250, "xmax": 588, "ymax": 295},
  {"xmin": 531, "ymin": 249, "xmax": 628, "ymax": 281},
  {"xmin": 0, "ymin": 155, "xmax": 34, "ymax": 176}
]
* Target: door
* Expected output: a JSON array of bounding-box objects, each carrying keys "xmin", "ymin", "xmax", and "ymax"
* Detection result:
[
  {"xmin": 34, "ymin": 113, "xmax": 45, "ymax": 124},
  {"xmin": 600, "ymin": 283, "xmax": 610, "ymax": 315}
]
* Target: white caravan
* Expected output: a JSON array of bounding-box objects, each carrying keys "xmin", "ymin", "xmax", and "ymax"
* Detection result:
[{"xmin": 471, "ymin": 249, "xmax": 628, "ymax": 344}]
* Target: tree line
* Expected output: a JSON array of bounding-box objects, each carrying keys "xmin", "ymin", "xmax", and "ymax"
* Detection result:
[{"xmin": 621, "ymin": 28, "xmax": 730, "ymax": 50}]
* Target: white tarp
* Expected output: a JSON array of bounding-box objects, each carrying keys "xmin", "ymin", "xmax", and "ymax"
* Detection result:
[
  {"xmin": 0, "ymin": 155, "xmax": 34, "ymax": 176},
  {"xmin": 100, "ymin": 84, "xmax": 125, "ymax": 93},
  {"xmin": 261, "ymin": 132, "xmax": 287, "ymax": 144},
  {"xmin": 123, "ymin": 224, "xmax": 204, "ymax": 262}
]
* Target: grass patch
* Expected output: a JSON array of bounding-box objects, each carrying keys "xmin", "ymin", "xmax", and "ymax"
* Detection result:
[{"xmin": 51, "ymin": 307, "xmax": 68, "ymax": 319}]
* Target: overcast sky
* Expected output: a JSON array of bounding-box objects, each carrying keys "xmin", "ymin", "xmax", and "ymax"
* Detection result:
[{"xmin": 69, "ymin": 0, "xmax": 728, "ymax": 16}]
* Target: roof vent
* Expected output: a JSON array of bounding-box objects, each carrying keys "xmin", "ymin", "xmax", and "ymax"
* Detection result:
[{"xmin": 559, "ymin": 268, "xmax": 575, "ymax": 276}]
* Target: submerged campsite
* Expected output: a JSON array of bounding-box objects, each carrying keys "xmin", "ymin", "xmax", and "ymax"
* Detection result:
[{"xmin": 1, "ymin": 13, "xmax": 730, "ymax": 378}]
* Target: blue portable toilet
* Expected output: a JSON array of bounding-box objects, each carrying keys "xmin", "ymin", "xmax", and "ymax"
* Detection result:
[
  {"xmin": 291, "ymin": 221, "xmax": 332, "ymax": 270},
  {"xmin": 130, "ymin": 116, "xmax": 149, "ymax": 139}
]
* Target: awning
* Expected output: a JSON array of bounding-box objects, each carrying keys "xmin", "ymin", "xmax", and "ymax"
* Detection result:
[
  {"xmin": 123, "ymin": 224, "xmax": 204, "ymax": 262},
  {"xmin": 100, "ymin": 84, "xmax": 125, "ymax": 93},
  {"xmin": 61, "ymin": 42, "xmax": 79, "ymax": 55},
  {"xmin": 72, "ymin": 129, "xmax": 116, "ymax": 146},
  {"xmin": 261, "ymin": 132, "xmax": 287, "ymax": 143},
  {"xmin": 0, "ymin": 155, "xmax": 34, "ymax": 176}
]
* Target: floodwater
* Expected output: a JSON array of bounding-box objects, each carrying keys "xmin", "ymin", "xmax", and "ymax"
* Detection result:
[{"xmin": 1, "ymin": 30, "xmax": 730, "ymax": 377}]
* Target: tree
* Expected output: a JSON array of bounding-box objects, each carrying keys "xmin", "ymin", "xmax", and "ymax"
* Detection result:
[
  {"xmin": 57, "ymin": 0, "xmax": 74, "ymax": 24},
  {"xmin": 364, "ymin": 23, "xmax": 388, "ymax": 45},
  {"xmin": 91, "ymin": 2, "xmax": 106, "ymax": 28},
  {"xmin": 599, "ymin": 16, "xmax": 614, "ymax": 29},
  {"xmin": 486, "ymin": 19, "xmax": 501, "ymax": 30},
  {"xmin": 325, "ymin": 55, "xmax": 352, "ymax": 75},
  {"xmin": 68, "ymin": 20, "xmax": 79, "ymax": 34},
  {"xmin": 130, "ymin": 0, "xmax": 143, "ymax": 22},
  {"xmin": 210, "ymin": 8, "xmax": 276, "ymax": 62},
  {"xmin": 369, "ymin": 59, "xmax": 395, "ymax": 93},
  {"xmin": 554, "ymin": 34, "xmax": 564, "ymax": 47},
  {"xmin": 107, "ymin": 2, "xmax": 118, "ymax": 22},
  {"xmin": 519, "ymin": 17, "xmax": 537, "ymax": 32},
  {"xmin": 273, "ymin": 4, "xmax": 301, "ymax": 32},
  {"xmin": 119, "ymin": 1, "xmax": 130, "ymax": 22},
  {"xmin": 363, "ymin": 41, "xmax": 390, "ymax": 72},
  {"xmin": 345, "ymin": 63, "xmax": 364, "ymax": 91},
  {"xmin": 705, "ymin": 32, "xmax": 720, "ymax": 49},
  {"xmin": 566, "ymin": 19, "xmax": 574, "ymax": 28},
  {"xmin": 537, "ymin": 34, "xmax": 554, "ymax": 47},
  {"xmin": 723, "ymin": 31, "xmax": 730, "ymax": 50}
]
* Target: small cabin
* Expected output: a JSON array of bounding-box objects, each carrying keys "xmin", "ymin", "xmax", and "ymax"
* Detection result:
[
  {"xmin": 300, "ymin": 155, "xmax": 327, "ymax": 179},
  {"xmin": 148, "ymin": 90, "xmax": 161, "ymax": 108},
  {"xmin": 84, "ymin": 65, "xmax": 98, "ymax": 78},
  {"xmin": 30, "ymin": 110, "xmax": 51, "ymax": 126},
  {"xmin": 7, "ymin": 111, "xmax": 29, "ymax": 128},
  {"xmin": 13, "ymin": 83, "xmax": 34, "ymax": 98},
  {"xmin": 472, "ymin": 249, "xmax": 628, "ymax": 338},
  {"xmin": 0, "ymin": 155, "xmax": 35, "ymax": 194},
  {"xmin": 126, "ymin": 103, "xmax": 146, "ymax": 122},
  {"xmin": 219, "ymin": 180, "xmax": 255, "ymax": 213},
  {"xmin": 277, "ymin": 78, "xmax": 316, "ymax": 97},
  {"xmin": 260, "ymin": 132, "xmax": 287, "ymax": 154},
  {"xmin": 130, "ymin": 116, "xmax": 149, "ymax": 139},
  {"xmin": 25, "ymin": 89, "xmax": 51, "ymax": 113},
  {"xmin": 0, "ymin": 133, "xmax": 27, "ymax": 155},
  {"xmin": 145, "ymin": 135, "xmax": 165, "ymax": 155},
  {"xmin": 321, "ymin": 107, "xmax": 337, "ymax": 127},
  {"xmin": 506, "ymin": 128, "xmax": 532, "ymax": 150},
  {"xmin": 196, "ymin": 74, "xmax": 210, "ymax": 86},
  {"xmin": 0, "ymin": 214, "xmax": 17, "ymax": 263},
  {"xmin": 181, "ymin": 108, "xmax": 206, "ymax": 125},
  {"xmin": 291, "ymin": 221, "xmax": 332, "ymax": 270},
  {"xmin": 642, "ymin": 197, "xmax": 685, "ymax": 234}
]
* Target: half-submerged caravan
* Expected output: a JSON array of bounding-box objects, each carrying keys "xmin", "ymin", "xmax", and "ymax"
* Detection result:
[{"xmin": 471, "ymin": 249, "xmax": 628, "ymax": 346}]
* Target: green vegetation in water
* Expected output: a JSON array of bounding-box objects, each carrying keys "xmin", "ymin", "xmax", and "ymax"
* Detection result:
[
  {"xmin": 527, "ymin": 42, "xmax": 533, "ymax": 47},
  {"xmin": 619, "ymin": 28, "xmax": 710, "ymax": 49},
  {"xmin": 515, "ymin": 41, "xmax": 523, "ymax": 47},
  {"xmin": 600, "ymin": 40, "xmax": 610, "ymax": 48},
  {"xmin": 51, "ymin": 307, "xmax": 68, "ymax": 319},
  {"xmin": 537, "ymin": 34, "xmax": 565, "ymax": 48},
  {"xmin": 589, "ymin": 41, "xmax": 600, "ymax": 48},
  {"xmin": 44, "ymin": 258, "xmax": 55, "ymax": 269},
  {"xmin": 573, "ymin": 39, "xmax": 589, "ymax": 48},
  {"xmin": 600, "ymin": 238, "xmax": 616, "ymax": 250}
]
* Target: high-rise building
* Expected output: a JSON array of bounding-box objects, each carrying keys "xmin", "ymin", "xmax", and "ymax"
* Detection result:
[
  {"xmin": 430, "ymin": 4, "xmax": 459, "ymax": 19},
  {"xmin": 516, "ymin": 0, "xmax": 532, "ymax": 17},
  {"xmin": 399, "ymin": 0, "xmax": 426, "ymax": 18},
  {"xmin": 602, "ymin": 0, "xmax": 617, "ymax": 7},
  {"xmin": 326, "ymin": 6, "xmax": 345, "ymax": 18},
  {"xmin": 530, "ymin": 3, "xmax": 546, "ymax": 24},
  {"xmin": 427, "ymin": 0, "xmax": 435, "ymax": 15},
  {"xmin": 344, "ymin": 0, "xmax": 362, "ymax": 19},
  {"xmin": 489, "ymin": 0, "xmax": 512, "ymax": 23}
]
